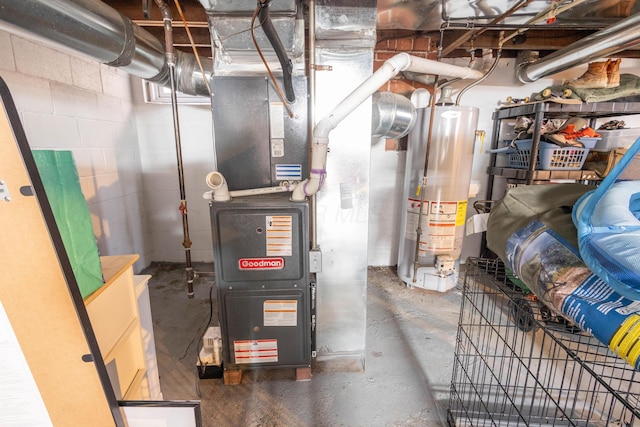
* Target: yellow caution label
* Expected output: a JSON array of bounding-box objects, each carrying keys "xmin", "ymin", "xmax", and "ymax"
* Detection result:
[{"xmin": 455, "ymin": 200, "xmax": 468, "ymax": 227}]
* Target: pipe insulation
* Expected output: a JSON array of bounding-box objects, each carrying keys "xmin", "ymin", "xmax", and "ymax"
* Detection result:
[
  {"xmin": 257, "ymin": 0, "xmax": 296, "ymax": 103},
  {"xmin": 516, "ymin": 12, "xmax": 640, "ymax": 83},
  {"xmin": 290, "ymin": 53, "xmax": 483, "ymax": 201},
  {"xmin": 0, "ymin": 0, "xmax": 212, "ymax": 97}
]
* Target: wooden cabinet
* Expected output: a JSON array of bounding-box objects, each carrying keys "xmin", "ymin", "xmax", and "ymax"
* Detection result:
[
  {"xmin": 85, "ymin": 255, "xmax": 157, "ymax": 400},
  {"xmin": 134, "ymin": 274, "xmax": 163, "ymax": 400}
]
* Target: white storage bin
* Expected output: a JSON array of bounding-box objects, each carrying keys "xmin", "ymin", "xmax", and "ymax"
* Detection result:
[{"xmin": 594, "ymin": 128, "xmax": 640, "ymax": 151}]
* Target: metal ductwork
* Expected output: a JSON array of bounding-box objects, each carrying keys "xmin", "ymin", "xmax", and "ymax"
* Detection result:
[
  {"xmin": 516, "ymin": 12, "xmax": 640, "ymax": 83},
  {"xmin": 0, "ymin": 0, "xmax": 212, "ymax": 97}
]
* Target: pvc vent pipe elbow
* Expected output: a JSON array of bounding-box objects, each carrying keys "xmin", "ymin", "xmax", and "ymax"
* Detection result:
[{"xmin": 205, "ymin": 171, "xmax": 231, "ymax": 202}]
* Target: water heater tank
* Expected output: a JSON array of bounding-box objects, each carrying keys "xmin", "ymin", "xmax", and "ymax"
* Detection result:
[{"xmin": 397, "ymin": 89, "xmax": 479, "ymax": 291}]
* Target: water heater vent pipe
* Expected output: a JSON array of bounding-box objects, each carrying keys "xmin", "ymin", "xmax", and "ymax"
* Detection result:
[{"xmin": 290, "ymin": 53, "xmax": 483, "ymax": 201}]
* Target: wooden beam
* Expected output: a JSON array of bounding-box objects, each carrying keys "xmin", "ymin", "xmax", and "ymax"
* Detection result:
[
  {"xmin": 102, "ymin": 0, "xmax": 209, "ymax": 22},
  {"xmin": 377, "ymin": 28, "xmax": 640, "ymax": 58}
]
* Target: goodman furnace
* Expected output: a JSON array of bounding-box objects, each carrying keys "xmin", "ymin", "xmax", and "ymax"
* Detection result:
[{"xmin": 210, "ymin": 194, "xmax": 312, "ymax": 372}]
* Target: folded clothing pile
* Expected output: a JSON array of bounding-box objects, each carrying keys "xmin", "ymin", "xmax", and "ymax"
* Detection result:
[
  {"xmin": 544, "ymin": 117, "xmax": 600, "ymax": 147},
  {"xmin": 510, "ymin": 116, "xmax": 600, "ymax": 148}
]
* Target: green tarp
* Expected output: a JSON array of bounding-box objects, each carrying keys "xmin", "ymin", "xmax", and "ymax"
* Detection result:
[
  {"xmin": 33, "ymin": 150, "xmax": 103, "ymax": 298},
  {"xmin": 486, "ymin": 183, "xmax": 592, "ymax": 260}
]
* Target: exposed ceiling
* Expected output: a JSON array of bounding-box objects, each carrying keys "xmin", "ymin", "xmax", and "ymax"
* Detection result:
[{"xmin": 102, "ymin": 0, "xmax": 640, "ymax": 60}]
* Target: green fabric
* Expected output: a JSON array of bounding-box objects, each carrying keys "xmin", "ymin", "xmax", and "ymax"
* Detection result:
[
  {"xmin": 486, "ymin": 183, "xmax": 593, "ymax": 262},
  {"xmin": 33, "ymin": 150, "xmax": 103, "ymax": 298},
  {"xmin": 536, "ymin": 74, "xmax": 640, "ymax": 103}
]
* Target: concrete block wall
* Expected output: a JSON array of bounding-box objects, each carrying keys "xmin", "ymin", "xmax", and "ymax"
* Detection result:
[
  {"xmin": 134, "ymin": 96, "xmax": 215, "ymax": 263},
  {"xmin": 0, "ymin": 30, "xmax": 149, "ymax": 271}
]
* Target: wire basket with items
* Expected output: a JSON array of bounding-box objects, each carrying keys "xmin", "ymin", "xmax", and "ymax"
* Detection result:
[
  {"xmin": 490, "ymin": 116, "xmax": 602, "ymax": 171},
  {"xmin": 505, "ymin": 139, "xmax": 590, "ymax": 170}
]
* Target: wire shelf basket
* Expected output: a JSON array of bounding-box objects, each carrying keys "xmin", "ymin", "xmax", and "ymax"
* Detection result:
[
  {"xmin": 448, "ymin": 258, "xmax": 640, "ymax": 427},
  {"xmin": 509, "ymin": 140, "xmax": 589, "ymax": 171}
]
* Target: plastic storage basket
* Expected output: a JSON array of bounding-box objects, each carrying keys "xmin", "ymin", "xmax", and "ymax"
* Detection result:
[
  {"xmin": 509, "ymin": 139, "xmax": 589, "ymax": 170},
  {"xmin": 594, "ymin": 128, "xmax": 640, "ymax": 151}
]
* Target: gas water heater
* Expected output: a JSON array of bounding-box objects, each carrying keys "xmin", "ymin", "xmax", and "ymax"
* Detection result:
[{"xmin": 397, "ymin": 90, "xmax": 479, "ymax": 291}]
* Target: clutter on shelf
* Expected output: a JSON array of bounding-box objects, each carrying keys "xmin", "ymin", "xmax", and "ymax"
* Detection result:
[
  {"xmin": 543, "ymin": 117, "xmax": 600, "ymax": 147},
  {"xmin": 510, "ymin": 116, "xmax": 600, "ymax": 149},
  {"xmin": 599, "ymin": 119, "xmax": 627, "ymax": 130}
]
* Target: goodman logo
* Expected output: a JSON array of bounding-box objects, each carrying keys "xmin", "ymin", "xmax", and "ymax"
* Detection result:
[{"xmin": 238, "ymin": 257, "xmax": 284, "ymax": 270}]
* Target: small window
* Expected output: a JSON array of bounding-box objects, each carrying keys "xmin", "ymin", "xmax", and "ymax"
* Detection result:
[{"xmin": 142, "ymin": 81, "xmax": 210, "ymax": 105}]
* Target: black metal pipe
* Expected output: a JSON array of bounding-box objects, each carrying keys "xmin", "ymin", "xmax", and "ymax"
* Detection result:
[{"xmin": 153, "ymin": 0, "xmax": 195, "ymax": 298}]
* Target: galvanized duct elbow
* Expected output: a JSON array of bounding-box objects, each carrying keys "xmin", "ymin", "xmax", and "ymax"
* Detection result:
[
  {"xmin": 516, "ymin": 12, "xmax": 640, "ymax": 83},
  {"xmin": 0, "ymin": 0, "xmax": 212, "ymax": 97}
]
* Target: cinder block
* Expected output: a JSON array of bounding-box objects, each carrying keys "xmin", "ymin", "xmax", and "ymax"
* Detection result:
[
  {"xmin": 78, "ymin": 119, "xmax": 119, "ymax": 149},
  {"xmin": 12, "ymin": 36, "xmax": 72, "ymax": 85},
  {"xmin": 95, "ymin": 172, "xmax": 125, "ymax": 201},
  {"xmin": 100, "ymin": 65, "xmax": 133, "ymax": 101},
  {"xmin": 51, "ymin": 83, "xmax": 99, "ymax": 120},
  {"xmin": 0, "ymin": 31, "xmax": 15, "ymax": 71},
  {"xmin": 22, "ymin": 111, "xmax": 81, "ymax": 148},
  {"xmin": 97, "ymin": 94, "xmax": 124, "ymax": 123},
  {"xmin": 2, "ymin": 72, "xmax": 53, "ymax": 114},
  {"xmin": 71, "ymin": 148, "xmax": 105, "ymax": 178},
  {"xmin": 70, "ymin": 57, "xmax": 103, "ymax": 93},
  {"xmin": 189, "ymin": 249, "xmax": 214, "ymax": 263}
]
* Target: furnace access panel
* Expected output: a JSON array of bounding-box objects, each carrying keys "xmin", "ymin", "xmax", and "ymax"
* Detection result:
[
  {"xmin": 210, "ymin": 194, "xmax": 311, "ymax": 369},
  {"xmin": 211, "ymin": 76, "xmax": 309, "ymax": 192}
]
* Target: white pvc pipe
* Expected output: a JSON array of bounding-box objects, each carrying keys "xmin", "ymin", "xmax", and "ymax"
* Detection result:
[
  {"xmin": 313, "ymin": 53, "xmax": 483, "ymax": 140},
  {"xmin": 291, "ymin": 142, "xmax": 328, "ymax": 201},
  {"xmin": 291, "ymin": 53, "xmax": 484, "ymax": 201},
  {"xmin": 205, "ymin": 171, "xmax": 230, "ymax": 202},
  {"xmin": 229, "ymin": 183, "xmax": 299, "ymax": 198},
  {"xmin": 205, "ymin": 171, "xmax": 299, "ymax": 201}
]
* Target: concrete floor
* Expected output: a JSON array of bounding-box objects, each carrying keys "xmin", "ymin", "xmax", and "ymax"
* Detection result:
[{"xmin": 144, "ymin": 263, "xmax": 462, "ymax": 427}]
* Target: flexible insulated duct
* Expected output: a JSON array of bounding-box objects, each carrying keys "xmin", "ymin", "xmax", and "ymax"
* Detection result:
[
  {"xmin": 0, "ymin": 0, "xmax": 212, "ymax": 97},
  {"xmin": 517, "ymin": 12, "xmax": 640, "ymax": 83}
]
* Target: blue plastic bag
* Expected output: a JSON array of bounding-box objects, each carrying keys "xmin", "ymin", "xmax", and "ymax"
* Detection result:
[{"xmin": 573, "ymin": 137, "xmax": 640, "ymax": 300}]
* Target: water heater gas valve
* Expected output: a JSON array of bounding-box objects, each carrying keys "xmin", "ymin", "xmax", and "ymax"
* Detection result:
[{"xmin": 436, "ymin": 255, "xmax": 456, "ymax": 277}]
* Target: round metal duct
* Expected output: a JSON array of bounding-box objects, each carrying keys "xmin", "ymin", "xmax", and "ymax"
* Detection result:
[{"xmin": 371, "ymin": 91, "xmax": 417, "ymax": 139}]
